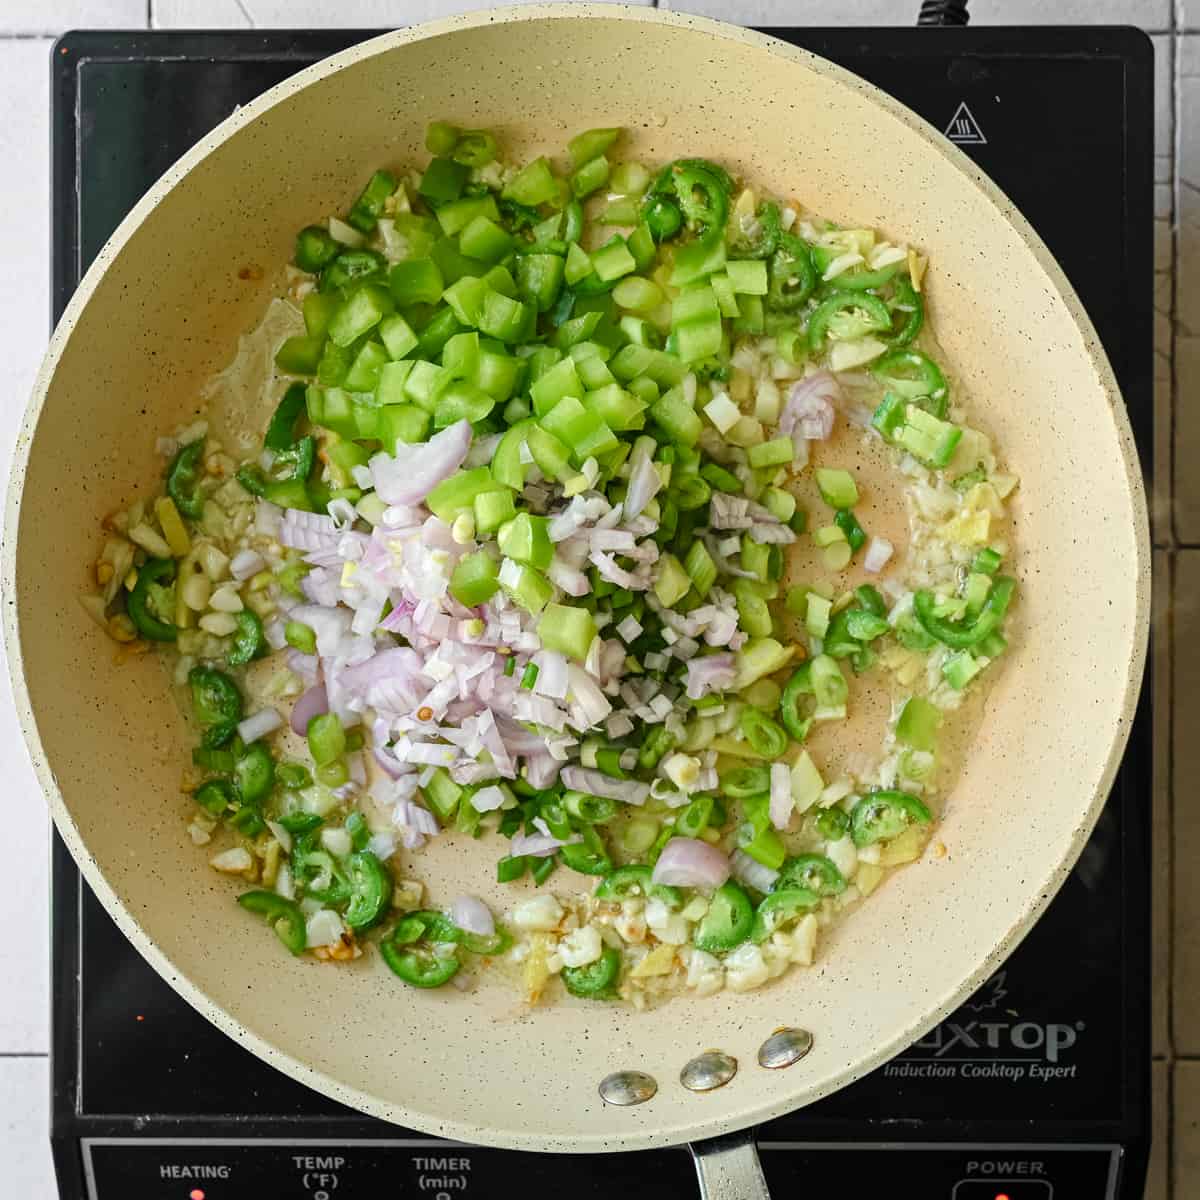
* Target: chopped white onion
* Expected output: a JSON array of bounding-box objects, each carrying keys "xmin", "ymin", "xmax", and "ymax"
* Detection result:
[
  {"xmin": 731, "ymin": 849, "xmax": 780, "ymax": 893},
  {"xmin": 230, "ymin": 549, "xmax": 266, "ymax": 581},
  {"xmin": 864, "ymin": 537, "xmax": 895, "ymax": 573},
  {"xmin": 237, "ymin": 708, "xmax": 282, "ymax": 745},
  {"xmin": 451, "ymin": 895, "xmax": 495, "ymax": 937}
]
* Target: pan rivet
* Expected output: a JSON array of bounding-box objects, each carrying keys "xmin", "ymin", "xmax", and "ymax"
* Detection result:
[
  {"xmin": 758, "ymin": 1027, "xmax": 814, "ymax": 1069},
  {"xmin": 680, "ymin": 1051, "xmax": 737, "ymax": 1092},
  {"xmin": 598, "ymin": 1070, "xmax": 658, "ymax": 1106}
]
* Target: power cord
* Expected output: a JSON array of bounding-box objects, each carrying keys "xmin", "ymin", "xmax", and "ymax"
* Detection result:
[{"xmin": 917, "ymin": 0, "xmax": 970, "ymax": 24}]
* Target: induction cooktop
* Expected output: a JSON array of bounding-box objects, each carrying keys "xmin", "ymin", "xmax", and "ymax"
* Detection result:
[{"xmin": 47, "ymin": 25, "xmax": 1153, "ymax": 1200}]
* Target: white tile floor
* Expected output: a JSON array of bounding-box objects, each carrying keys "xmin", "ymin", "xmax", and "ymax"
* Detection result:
[{"xmin": 0, "ymin": 1, "xmax": 1180, "ymax": 1195}]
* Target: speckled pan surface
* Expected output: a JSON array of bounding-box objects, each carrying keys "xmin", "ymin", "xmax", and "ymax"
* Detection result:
[{"xmin": 3, "ymin": 5, "xmax": 1149, "ymax": 1151}]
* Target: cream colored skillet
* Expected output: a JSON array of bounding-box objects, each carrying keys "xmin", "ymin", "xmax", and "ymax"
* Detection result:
[{"xmin": 2, "ymin": 7, "xmax": 1148, "ymax": 1196}]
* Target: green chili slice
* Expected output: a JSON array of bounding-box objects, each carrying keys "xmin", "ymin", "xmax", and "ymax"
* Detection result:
[
  {"xmin": 237, "ymin": 890, "xmax": 307, "ymax": 955},
  {"xmin": 188, "ymin": 666, "xmax": 243, "ymax": 726},
  {"xmin": 849, "ymin": 789, "xmax": 932, "ymax": 847},
  {"xmin": 127, "ymin": 557, "xmax": 178, "ymax": 642},
  {"xmin": 343, "ymin": 851, "xmax": 393, "ymax": 930},
  {"xmin": 729, "ymin": 201, "xmax": 781, "ymax": 259},
  {"xmin": 675, "ymin": 795, "xmax": 714, "ymax": 839},
  {"xmin": 815, "ymin": 806, "xmax": 851, "ymax": 841},
  {"xmin": 779, "ymin": 665, "xmax": 814, "ymax": 743},
  {"xmin": 767, "ymin": 234, "xmax": 817, "ymax": 312},
  {"xmin": 595, "ymin": 865, "xmax": 682, "ymax": 908},
  {"xmin": 721, "ymin": 765, "xmax": 771, "ymax": 799},
  {"xmin": 194, "ymin": 778, "xmax": 235, "ymax": 816},
  {"xmin": 750, "ymin": 887, "xmax": 819, "ymax": 943},
  {"xmin": 264, "ymin": 382, "xmax": 308, "ymax": 453},
  {"xmin": 562, "ymin": 945, "xmax": 621, "ymax": 999},
  {"xmin": 227, "ymin": 610, "xmax": 265, "ymax": 667},
  {"xmin": 807, "ymin": 289, "xmax": 891, "ymax": 350},
  {"xmin": 694, "ymin": 881, "xmax": 754, "ymax": 952},
  {"xmin": 233, "ymin": 743, "xmax": 275, "ymax": 806},
  {"xmin": 888, "ymin": 276, "xmax": 925, "ymax": 347},
  {"xmin": 740, "ymin": 706, "xmax": 788, "ymax": 759},
  {"xmin": 563, "ymin": 791, "xmax": 618, "ymax": 823},
  {"xmin": 913, "ymin": 576, "xmax": 1016, "ymax": 650},
  {"xmin": 560, "ymin": 841, "xmax": 613, "ymax": 877},
  {"xmin": 775, "ymin": 853, "xmax": 847, "ymax": 897},
  {"xmin": 382, "ymin": 942, "xmax": 460, "ymax": 988},
  {"xmin": 166, "ymin": 441, "xmax": 205, "ymax": 520}
]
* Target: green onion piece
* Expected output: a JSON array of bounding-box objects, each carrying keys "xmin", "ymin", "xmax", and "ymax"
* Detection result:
[{"xmin": 815, "ymin": 467, "xmax": 859, "ymax": 509}]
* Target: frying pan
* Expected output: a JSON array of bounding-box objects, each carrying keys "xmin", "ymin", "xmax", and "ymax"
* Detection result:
[{"xmin": 3, "ymin": 6, "xmax": 1149, "ymax": 1196}]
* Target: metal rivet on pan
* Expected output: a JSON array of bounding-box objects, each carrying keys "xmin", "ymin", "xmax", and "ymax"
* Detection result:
[
  {"xmin": 680, "ymin": 1051, "xmax": 738, "ymax": 1092},
  {"xmin": 598, "ymin": 1070, "xmax": 658, "ymax": 1106},
  {"xmin": 758, "ymin": 1027, "xmax": 814, "ymax": 1069}
]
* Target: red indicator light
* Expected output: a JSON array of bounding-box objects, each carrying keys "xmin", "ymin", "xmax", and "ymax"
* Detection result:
[
  {"xmin": 189, "ymin": 1190, "xmax": 205, "ymax": 1200},
  {"xmin": 996, "ymin": 1194, "xmax": 1011, "ymax": 1200}
]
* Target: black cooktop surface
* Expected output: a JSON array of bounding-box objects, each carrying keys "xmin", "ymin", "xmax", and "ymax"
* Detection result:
[{"xmin": 49, "ymin": 26, "xmax": 1153, "ymax": 1200}]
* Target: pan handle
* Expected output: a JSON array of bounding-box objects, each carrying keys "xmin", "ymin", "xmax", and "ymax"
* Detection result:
[{"xmin": 688, "ymin": 1131, "xmax": 771, "ymax": 1199}]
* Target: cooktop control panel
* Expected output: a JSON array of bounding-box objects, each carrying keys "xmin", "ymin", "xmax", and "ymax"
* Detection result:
[{"xmin": 83, "ymin": 1141, "xmax": 1118, "ymax": 1199}]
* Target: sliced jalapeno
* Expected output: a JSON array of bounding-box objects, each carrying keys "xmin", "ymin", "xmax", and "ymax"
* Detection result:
[
  {"xmin": 643, "ymin": 196, "xmax": 683, "ymax": 242},
  {"xmin": 166, "ymin": 441, "xmax": 205, "ymax": 520},
  {"xmin": 776, "ymin": 854, "xmax": 847, "ymax": 897},
  {"xmin": 729, "ymin": 200, "xmax": 781, "ymax": 260},
  {"xmin": 194, "ymin": 778, "xmax": 235, "ymax": 816},
  {"xmin": 871, "ymin": 348, "xmax": 948, "ymax": 408},
  {"xmin": 750, "ymin": 887, "xmax": 819, "ymax": 942},
  {"xmin": 390, "ymin": 915, "xmax": 428, "ymax": 947},
  {"xmin": 721, "ymin": 765, "xmax": 771, "ymax": 799},
  {"xmin": 276, "ymin": 762, "xmax": 313, "ymax": 791},
  {"xmin": 887, "ymin": 276, "xmax": 925, "ymax": 347},
  {"xmin": 815, "ymin": 806, "xmax": 851, "ymax": 841},
  {"xmin": 807, "ymin": 289, "xmax": 892, "ymax": 350},
  {"xmin": 693, "ymin": 881, "xmax": 754, "ymax": 953},
  {"xmin": 767, "ymin": 234, "xmax": 817, "ymax": 312},
  {"xmin": 237, "ymin": 890, "xmax": 307, "ymax": 955},
  {"xmin": 234, "ymin": 743, "xmax": 275, "ymax": 806},
  {"xmin": 913, "ymin": 576, "xmax": 1016, "ymax": 650},
  {"xmin": 277, "ymin": 810, "xmax": 322, "ymax": 835},
  {"xmin": 594, "ymin": 865, "xmax": 681, "ymax": 908},
  {"xmin": 562, "ymin": 945, "xmax": 621, "ymax": 999},
  {"xmin": 202, "ymin": 719, "xmax": 238, "ymax": 749},
  {"xmin": 127, "ymin": 557, "xmax": 177, "ymax": 642},
  {"xmin": 849, "ymin": 789, "xmax": 932, "ymax": 847},
  {"xmin": 381, "ymin": 942, "xmax": 460, "ymax": 988},
  {"xmin": 739, "ymin": 706, "xmax": 788, "ymax": 758},
  {"xmin": 560, "ymin": 839, "xmax": 613, "ymax": 877},
  {"xmin": 188, "ymin": 666, "xmax": 243, "ymax": 726},
  {"xmin": 343, "ymin": 851, "xmax": 393, "ymax": 930},
  {"xmin": 563, "ymin": 791, "xmax": 618, "ymax": 823},
  {"xmin": 779, "ymin": 665, "xmax": 814, "ymax": 743},
  {"xmin": 675, "ymin": 794, "xmax": 714, "ymax": 839},
  {"xmin": 269, "ymin": 435, "xmax": 316, "ymax": 484},
  {"xmin": 264, "ymin": 382, "xmax": 308, "ymax": 452},
  {"xmin": 227, "ymin": 610, "xmax": 265, "ymax": 667}
]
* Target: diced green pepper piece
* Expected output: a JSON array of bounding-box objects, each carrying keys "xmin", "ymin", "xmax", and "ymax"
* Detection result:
[
  {"xmin": 450, "ymin": 551, "xmax": 500, "ymax": 607},
  {"xmin": 538, "ymin": 603, "xmax": 597, "ymax": 662},
  {"xmin": 418, "ymin": 157, "xmax": 470, "ymax": 203},
  {"xmin": 497, "ymin": 512, "xmax": 554, "ymax": 570},
  {"xmin": 389, "ymin": 258, "xmax": 444, "ymax": 306}
]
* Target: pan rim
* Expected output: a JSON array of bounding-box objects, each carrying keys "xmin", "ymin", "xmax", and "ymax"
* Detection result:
[{"xmin": 2, "ymin": 3, "xmax": 1150, "ymax": 1152}]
